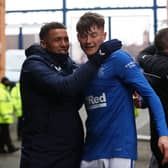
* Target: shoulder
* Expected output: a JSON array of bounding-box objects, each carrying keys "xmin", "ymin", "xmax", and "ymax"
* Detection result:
[
  {"xmin": 24, "ymin": 54, "xmax": 44, "ymax": 63},
  {"xmin": 21, "ymin": 54, "xmax": 52, "ymax": 73},
  {"xmin": 107, "ymin": 50, "xmax": 134, "ymax": 65},
  {"xmin": 137, "ymin": 54, "xmax": 153, "ymax": 66},
  {"xmin": 111, "ymin": 49, "xmax": 131, "ymax": 58},
  {"xmin": 23, "ymin": 54, "xmax": 50, "ymax": 66},
  {"xmin": 139, "ymin": 45, "xmax": 156, "ymax": 56}
]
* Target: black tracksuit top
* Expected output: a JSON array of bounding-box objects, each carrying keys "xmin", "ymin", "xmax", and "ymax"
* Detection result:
[{"xmin": 20, "ymin": 46, "xmax": 98, "ymax": 168}]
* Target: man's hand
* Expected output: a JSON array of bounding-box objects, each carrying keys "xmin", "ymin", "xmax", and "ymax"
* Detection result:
[
  {"xmin": 89, "ymin": 39, "xmax": 122, "ymax": 67},
  {"xmin": 158, "ymin": 136, "xmax": 168, "ymax": 165},
  {"xmin": 99, "ymin": 39, "xmax": 122, "ymax": 57}
]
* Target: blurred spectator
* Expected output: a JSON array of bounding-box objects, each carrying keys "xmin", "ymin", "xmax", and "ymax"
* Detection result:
[
  {"xmin": 137, "ymin": 28, "xmax": 168, "ymax": 168},
  {"xmin": 11, "ymin": 82, "xmax": 22, "ymax": 141},
  {"xmin": 0, "ymin": 77, "xmax": 19, "ymax": 153}
]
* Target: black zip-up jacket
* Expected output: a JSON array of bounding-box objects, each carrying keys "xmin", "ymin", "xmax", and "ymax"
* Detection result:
[
  {"xmin": 137, "ymin": 45, "xmax": 168, "ymax": 167},
  {"xmin": 20, "ymin": 45, "xmax": 101, "ymax": 168}
]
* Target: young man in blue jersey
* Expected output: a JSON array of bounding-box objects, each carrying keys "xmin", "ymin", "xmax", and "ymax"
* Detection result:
[{"xmin": 76, "ymin": 12, "xmax": 168, "ymax": 168}]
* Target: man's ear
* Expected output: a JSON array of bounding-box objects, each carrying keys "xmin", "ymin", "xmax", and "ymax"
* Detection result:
[
  {"xmin": 77, "ymin": 33, "xmax": 80, "ymax": 41},
  {"xmin": 103, "ymin": 32, "xmax": 107, "ymax": 41},
  {"xmin": 40, "ymin": 40, "xmax": 46, "ymax": 48}
]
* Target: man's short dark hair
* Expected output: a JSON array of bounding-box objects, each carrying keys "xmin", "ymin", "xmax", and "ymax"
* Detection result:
[
  {"xmin": 39, "ymin": 22, "xmax": 66, "ymax": 40},
  {"xmin": 76, "ymin": 12, "xmax": 105, "ymax": 35},
  {"xmin": 154, "ymin": 28, "xmax": 168, "ymax": 51}
]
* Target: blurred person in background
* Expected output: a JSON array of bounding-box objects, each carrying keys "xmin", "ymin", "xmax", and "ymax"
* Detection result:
[
  {"xmin": 19, "ymin": 21, "xmax": 121, "ymax": 168},
  {"xmin": 0, "ymin": 77, "xmax": 19, "ymax": 153},
  {"xmin": 11, "ymin": 82, "xmax": 23, "ymax": 141},
  {"xmin": 137, "ymin": 28, "xmax": 168, "ymax": 168},
  {"xmin": 76, "ymin": 12, "xmax": 168, "ymax": 168}
]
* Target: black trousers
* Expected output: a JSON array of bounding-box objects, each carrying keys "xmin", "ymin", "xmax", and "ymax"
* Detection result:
[
  {"xmin": 150, "ymin": 119, "xmax": 168, "ymax": 168},
  {"xmin": 17, "ymin": 116, "xmax": 23, "ymax": 140},
  {"xmin": 0, "ymin": 124, "xmax": 14, "ymax": 151}
]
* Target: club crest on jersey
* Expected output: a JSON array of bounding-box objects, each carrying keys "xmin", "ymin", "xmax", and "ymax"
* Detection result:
[{"xmin": 98, "ymin": 66, "xmax": 105, "ymax": 77}]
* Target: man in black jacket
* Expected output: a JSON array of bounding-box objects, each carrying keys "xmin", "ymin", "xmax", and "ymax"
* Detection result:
[
  {"xmin": 137, "ymin": 28, "xmax": 168, "ymax": 168},
  {"xmin": 19, "ymin": 22, "xmax": 122, "ymax": 168}
]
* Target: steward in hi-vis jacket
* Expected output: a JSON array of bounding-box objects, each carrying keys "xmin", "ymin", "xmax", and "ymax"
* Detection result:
[
  {"xmin": 11, "ymin": 82, "xmax": 23, "ymax": 140},
  {"xmin": 0, "ymin": 78, "xmax": 19, "ymax": 153}
]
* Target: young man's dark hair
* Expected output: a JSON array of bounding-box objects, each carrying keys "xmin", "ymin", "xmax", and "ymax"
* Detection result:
[{"xmin": 76, "ymin": 12, "xmax": 104, "ymax": 35}]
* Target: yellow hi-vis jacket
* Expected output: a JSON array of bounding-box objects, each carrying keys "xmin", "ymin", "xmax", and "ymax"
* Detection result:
[
  {"xmin": 11, "ymin": 83, "xmax": 22, "ymax": 117},
  {"xmin": 0, "ymin": 83, "xmax": 14, "ymax": 124}
]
